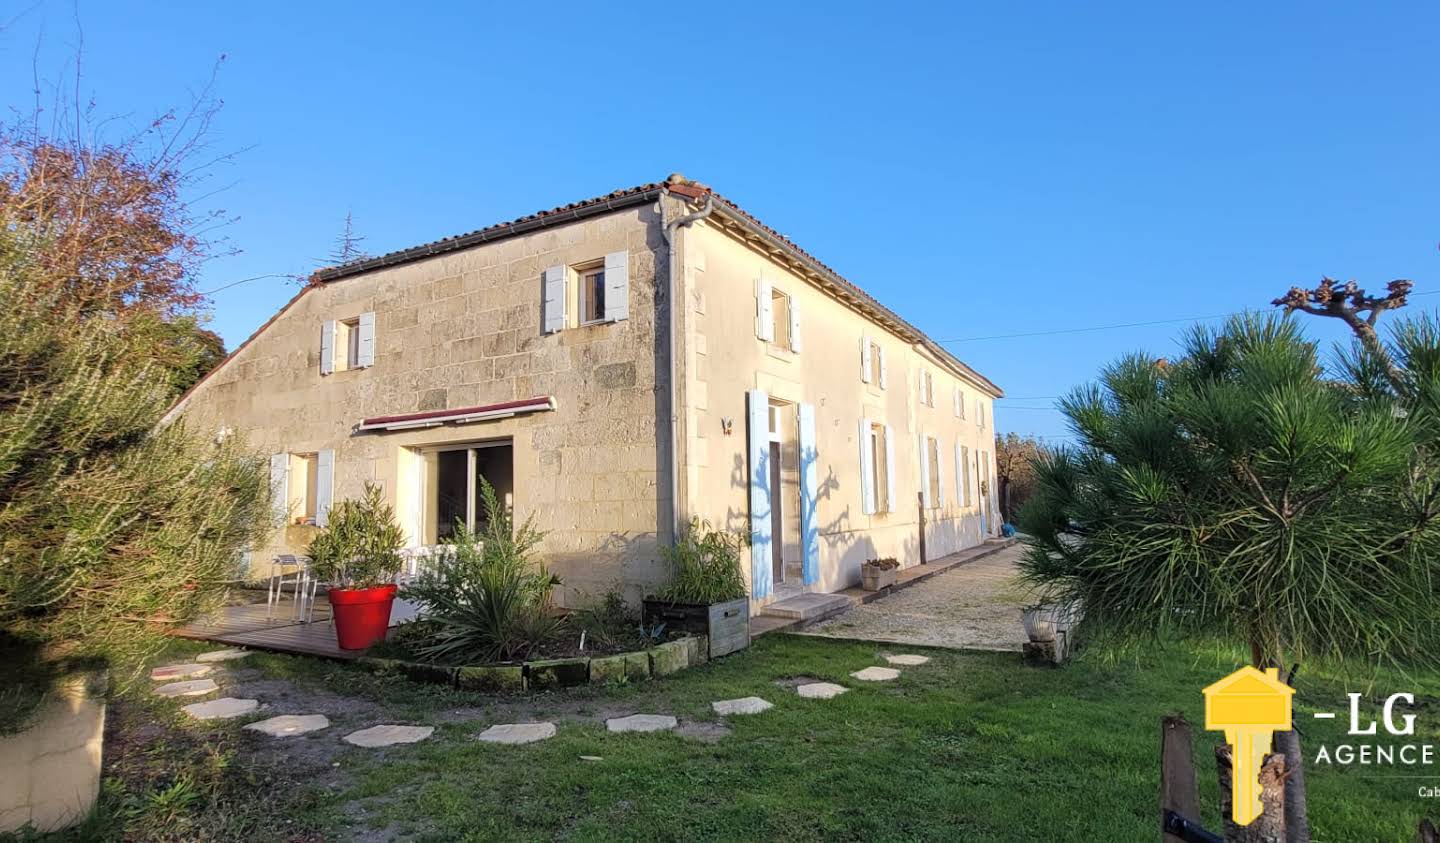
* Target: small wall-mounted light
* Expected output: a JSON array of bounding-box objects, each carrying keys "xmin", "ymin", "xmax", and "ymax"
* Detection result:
[{"xmin": 721, "ymin": 417, "xmax": 734, "ymax": 435}]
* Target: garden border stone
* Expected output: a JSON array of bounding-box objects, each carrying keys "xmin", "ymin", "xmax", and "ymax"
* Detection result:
[{"xmin": 355, "ymin": 635, "xmax": 707, "ymax": 694}]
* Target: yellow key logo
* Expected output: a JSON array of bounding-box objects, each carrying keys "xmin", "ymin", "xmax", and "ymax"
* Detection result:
[{"xmin": 1203, "ymin": 666, "xmax": 1295, "ymax": 826}]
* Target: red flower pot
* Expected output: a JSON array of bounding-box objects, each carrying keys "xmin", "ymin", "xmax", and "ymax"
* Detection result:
[{"xmin": 328, "ymin": 584, "xmax": 397, "ymax": 650}]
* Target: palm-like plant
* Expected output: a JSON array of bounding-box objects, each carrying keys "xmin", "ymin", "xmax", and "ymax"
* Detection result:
[
  {"xmin": 1019, "ymin": 312, "xmax": 1440, "ymax": 839},
  {"xmin": 399, "ymin": 481, "xmax": 560, "ymax": 663}
]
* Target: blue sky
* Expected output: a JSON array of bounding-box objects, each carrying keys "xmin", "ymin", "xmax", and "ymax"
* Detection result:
[{"xmin": 4, "ymin": 2, "xmax": 1437, "ymax": 443}]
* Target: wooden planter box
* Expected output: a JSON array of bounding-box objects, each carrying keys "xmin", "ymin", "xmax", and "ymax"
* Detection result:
[
  {"xmin": 861, "ymin": 564, "xmax": 898, "ymax": 591},
  {"xmin": 642, "ymin": 597, "xmax": 750, "ymax": 658}
]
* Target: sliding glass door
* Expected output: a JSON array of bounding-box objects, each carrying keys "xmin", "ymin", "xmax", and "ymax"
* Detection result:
[{"xmin": 424, "ymin": 441, "xmax": 514, "ymax": 542}]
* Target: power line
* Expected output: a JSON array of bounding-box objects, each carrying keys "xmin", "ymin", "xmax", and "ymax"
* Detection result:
[
  {"xmin": 200, "ymin": 273, "xmax": 296, "ymax": 295},
  {"xmin": 938, "ymin": 291, "xmax": 1440, "ymax": 344}
]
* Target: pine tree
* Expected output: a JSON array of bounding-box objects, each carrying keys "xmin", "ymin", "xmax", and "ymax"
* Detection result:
[{"xmin": 1019, "ymin": 312, "xmax": 1440, "ymax": 840}]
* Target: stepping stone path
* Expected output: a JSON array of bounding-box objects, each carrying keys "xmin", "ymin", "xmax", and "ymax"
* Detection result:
[
  {"xmin": 606, "ymin": 714, "xmax": 678, "ymax": 733},
  {"xmin": 246, "ymin": 714, "xmax": 330, "ymax": 737},
  {"xmin": 344, "ymin": 725, "xmax": 434, "ymax": 747},
  {"xmin": 151, "ymin": 663, "xmax": 212, "ymax": 681},
  {"xmin": 476, "ymin": 723, "xmax": 556, "ymax": 745},
  {"xmin": 884, "ymin": 654, "xmax": 930, "ymax": 666},
  {"xmin": 196, "ymin": 648, "xmax": 253, "ymax": 663},
  {"xmin": 182, "ymin": 697, "xmax": 259, "ymax": 721},
  {"xmin": 795, "ymin": 682, "xmax": 848, "ymax": 699},
  {"xmin": 850, "ymin": 666, "xmax": 901, "ymax": 682},
  {"xmin": 153, "ymin": 679, "xmax": 219, "ymax": 698},
  {"xmin": 712, "ymin": 697, "xmax": 773, "ymax": 716}
]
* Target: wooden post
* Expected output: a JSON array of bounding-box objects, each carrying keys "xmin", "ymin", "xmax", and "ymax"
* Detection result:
[
  {"xmin": 1215, "ymin": 745, "xmax": 1285, "ymax": 843},
  {"xmin": 1161, "ymin": 716, "xmax": 1200, "ymax": 843},
  {"xmin": 1418, "ymin": 818, "xmax": 1438, "ymax": 843}
]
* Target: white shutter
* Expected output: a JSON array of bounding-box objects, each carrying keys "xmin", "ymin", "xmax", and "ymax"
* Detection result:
[
  {"xmin": 917, "ymin": 368, "xmax": 925, "ymax": 402},
  {"xmin": 878, "ymin": 346, "xmax": 888, "ymax": 389},
  {"xmin": 860, "ymin": 337, "xmax": 872, "ymax": 383},
  {"xmin": 755, "ymin": 277, "xmax": 774, "ymax": 341},
  {"xmin": 883, "ymin": 424, "xmax": 896, "ymax": 513},
  {"xmin": 976, "ymin": 397, "xmax": 984, "ymax": 426},
  {"xmin": 955, "ymin": 442, "xmax": 965, "ymax": 509},
  {"xmin": 543, "ymin": 265, "xmax": 567, "ymax": 334},
  {"xmin": 603, "ymin": 250, "xmax": 629, "ymax": 322},
  {"xmin": 954, "ymin": 386, "xmax": 961, "ymax": 417},
  {"xmin": 789, "ymin": 298, "xmax": 802, "ymax": 352},
  {"xmin": 962, "ymin": 445, "xmax": 972, "ymax": 507},
  {"xmin": 319, "ymin": 321, "xmax": 336, "ymax": 375},
  {"xmin": 935, "ymin": 437, "xmax": 945, "ymax": 507},
  {"xmin": 919, "ymin": 432, "xmax": 932, "ymax": 508},
  {"xmin": 858, "ymin": 418, "xmax": 875, "ymax": 515},
  {"xmin": 747, "ymin": 390, "xmax": 773, "ymax": 599},
  {"xmin": 270, "ymin": 453, "xmax": 289, "ymax": 522},
  {"xmin": 315, "ymin": 449, "xmax": 335, "ymax": 527},
  {"xmin": 357, "ymin": 312, "xmax": 376, "ymax": 368}
]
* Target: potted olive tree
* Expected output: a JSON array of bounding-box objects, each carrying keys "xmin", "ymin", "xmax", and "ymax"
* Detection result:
[
  {"xmin": 307, "ymin": 483, "xmax": 406, "ymax": 650},
  {"xmin": 642, "ymin": 519, "xmax": 750, "ymax": 658}
]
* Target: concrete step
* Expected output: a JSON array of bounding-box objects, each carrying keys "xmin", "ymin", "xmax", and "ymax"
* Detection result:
[{"xmin": 760, "ymin": 592, "xmax": 853, "ymax": 623}]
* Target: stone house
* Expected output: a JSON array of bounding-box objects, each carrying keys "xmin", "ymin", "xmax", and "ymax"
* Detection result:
[{"xmin": 164, "ymin": 175, "xmax": 1003, "ymax": 614}]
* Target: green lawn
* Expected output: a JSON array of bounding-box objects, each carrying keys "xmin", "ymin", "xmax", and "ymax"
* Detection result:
[{"xmin": 53, "ymin": 634, "xmax": 1440, "ymax": 841}]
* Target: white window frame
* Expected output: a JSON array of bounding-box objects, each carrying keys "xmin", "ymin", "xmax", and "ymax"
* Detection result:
[
  {"xmin": 770, "ymin": 286, "xmax": 793, "ymax": 350},
  {"xmin": 578, "ymin": 263, "xmax": 607, "ymax": 326}
]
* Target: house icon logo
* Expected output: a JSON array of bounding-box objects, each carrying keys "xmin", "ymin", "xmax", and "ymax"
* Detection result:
[{"xmin": 1202, "ymin": 667, "xmax": 1295, "ymax": 826}]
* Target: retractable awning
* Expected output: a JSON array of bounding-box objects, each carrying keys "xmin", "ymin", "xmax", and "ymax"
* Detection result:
[{"xmin": 356, "ymin": 396, "xmax": 556, "ymax": 432}]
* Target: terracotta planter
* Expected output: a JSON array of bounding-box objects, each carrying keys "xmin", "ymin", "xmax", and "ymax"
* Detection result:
[
  {"xmin": 329, "ymin": 584, "xmax": 398, "ymax": 650},
  {"xmin": 861, "ymin": 564, "xmax": 897, "ymax": 591}
]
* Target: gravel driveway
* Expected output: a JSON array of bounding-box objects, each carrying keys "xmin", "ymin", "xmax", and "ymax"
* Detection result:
[{"xmin": 804, "ymin": 544, "xmax": 1034, "ymax": 651}]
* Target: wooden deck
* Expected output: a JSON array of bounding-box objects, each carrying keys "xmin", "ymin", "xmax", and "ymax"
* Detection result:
[{"xmin": 170, "ymin": 596, "xmax": 365, "ymax": 659}]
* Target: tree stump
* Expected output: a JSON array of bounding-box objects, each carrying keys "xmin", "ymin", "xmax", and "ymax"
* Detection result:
[{"xmin": 1215, "ymin": 744, "xmax": 1286, "ymax": 842}]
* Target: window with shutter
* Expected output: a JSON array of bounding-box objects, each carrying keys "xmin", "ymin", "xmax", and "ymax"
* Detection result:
[
  {"xmin": 883, "ymin": 423, "xmax": 896, "ymax": 512},
  {"xmin": 315, "ymin": 449, "xmax": 335, "ymax": 527},
  {"xmin": 859, "ymin": 336, "xmax": 872, "ymax": 383},
  {"xmin": 961, "ymin": 445, "xmax": 972, "ymax": 507}
]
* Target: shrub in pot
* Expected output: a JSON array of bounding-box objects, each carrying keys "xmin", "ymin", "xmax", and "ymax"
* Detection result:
[
  {"xmin": 643, "ymin": 519, "xmax": 750, "ymax": 658},
  {"xmin": 861, "ymin": 557, "xmax": 899, "ymax": 591},
  {"xmin": 307, "ymin": 483, "xmax": 406, "ymax": 650}
]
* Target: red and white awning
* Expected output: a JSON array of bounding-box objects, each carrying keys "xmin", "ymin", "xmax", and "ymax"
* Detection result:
[{"xmin": 357, "ymin": 397, "xmax": 556, "ymax": 432}]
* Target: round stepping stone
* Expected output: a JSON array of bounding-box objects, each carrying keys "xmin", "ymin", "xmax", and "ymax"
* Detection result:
[
  {"xmin": 884, "ymin": 654, "xmax": 930, "ymax": 666},
  {"xmin": 606, "ymin": 714, "xmax": 678, "ymax": 733},
  {"xmin": 476, "ymin": 723, "xmax": 556, "ymax": 745},
  {"xmin": 151, "ymin": 663, "xmax": 212, "ymax": 681},
  {"xmin": 795, "ymin": 682, "xmax": 848, "ymax": 699},
  {"xmin": 196, "ymin": 648, "xmax": 253, "ymax": 663},
  {"xmin": 154, "ymin": 679, "xmax": 219, "ymax": 698},
  {"xmin": 245, "ymin": 714, "xmax": 330, "ymax": 737},
  {"xmin": 711, "ymin": 697, "xmax": 773, "ymax": 716},
  {"xmin": 182, "ymin": 697, "xmax": 259, "ymax": 720},
  {"xmin": 850, "ymin": 666, "xmax": 901, "ymax": 682},
  {"xmin": 344, "ymin": 725, "xmax": 434, "ymax": 747}
]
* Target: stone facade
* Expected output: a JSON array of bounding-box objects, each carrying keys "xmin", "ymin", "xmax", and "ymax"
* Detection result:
[{"xmin": 168, "ymin": 181, "xmax": 1001, "ymax": 611}]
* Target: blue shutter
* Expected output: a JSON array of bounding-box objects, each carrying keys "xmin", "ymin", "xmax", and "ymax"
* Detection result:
[
  {"xmin": 747, "ymin": 389, "xmax": 772, "ymax": 599},
  {"xmin": 798, "ymin": 403, "xmax": 819, "ymax": 586}
]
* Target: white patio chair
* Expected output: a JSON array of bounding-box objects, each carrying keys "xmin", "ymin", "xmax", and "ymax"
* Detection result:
[{"xmin": 266, "ymin": 554, "xmax": 317, "ymax": 623}]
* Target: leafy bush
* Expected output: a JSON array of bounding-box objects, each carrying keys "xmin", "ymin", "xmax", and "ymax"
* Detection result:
[
  {"xmin": 306, "ymin": 483, "xmax": 405, "ymax": 588},
  {"xmin": 399, "ymin": 481, "xmax": 561, "ymax": 663},
  {"xmin": 0, "ymin": 231, "xmax": 270, "ymax": 721},
  {"xmin": 657, "ymin": 519, "xmax": 747, "ymax": 605},
  {"xmin": 573, "ymin": 586, "xmax": 639, "ymax": 652}
]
